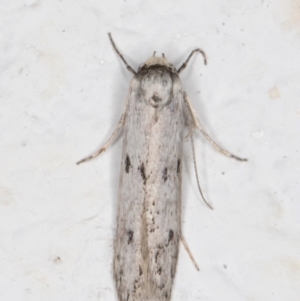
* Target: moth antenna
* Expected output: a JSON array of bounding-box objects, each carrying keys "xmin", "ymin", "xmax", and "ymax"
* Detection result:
[
  {"xmin": 108, "ymin": 33, "xmax": 137, "ymax": 75},
  {"xmin": 162, "ymin": 53, "xmax": 165, "ymax": 58},
  {"xmin": 153, "ymin": 51, "xmax": 156, "ymax": 57},
  {"xmin": 177, "ymin": 48, "xmax": 207, "ymax": 73}
]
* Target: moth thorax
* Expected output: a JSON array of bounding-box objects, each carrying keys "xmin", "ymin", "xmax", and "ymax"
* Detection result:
[{"xmin": 140, "ymin": 70, "xmax": 173, "ymax": 108}]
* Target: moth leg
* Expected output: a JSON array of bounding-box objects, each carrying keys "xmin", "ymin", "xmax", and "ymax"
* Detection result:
[
  {"xmin": 183, "ymin": 92, "xmax": 247, "ymax": 162},
  {"xmin": 184, "ymin": 95, "xmax": 213, "ymax": 210},
  {"xmin": 181, "ymin": 235, "xmax": 200, "ymax": 271},
  {"xmin": 177, "ymin": 48, "xmax": 207, "ymax": 73},
  {"xmin": 108, "ymin": 33, "xmax": 137, "ymax": 75},
  {"xmin": 77, "ymin": 112, "xmax": 126, "ymax": 165}
]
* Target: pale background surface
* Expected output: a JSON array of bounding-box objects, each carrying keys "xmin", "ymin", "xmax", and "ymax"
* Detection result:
[{"xmin": 0, "ymin": 1, "xmax": 299, "ymax": 300}]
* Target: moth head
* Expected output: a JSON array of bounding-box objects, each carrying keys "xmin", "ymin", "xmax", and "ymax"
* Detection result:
[{"xmin": 137, "ymin": 52, "xmax": 177, "ymax": 73}]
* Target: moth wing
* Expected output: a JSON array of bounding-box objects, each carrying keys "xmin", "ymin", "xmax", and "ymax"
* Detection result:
[
  {"xmin": 145, "ymin": 76, "xmax": 184, "ymax": 300},
  {"xmin": 114, "ymin": 78, "xmax": 151, "ymax": 301}
]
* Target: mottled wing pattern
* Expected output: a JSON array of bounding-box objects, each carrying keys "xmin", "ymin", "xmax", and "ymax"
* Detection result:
[
  {"xmin": 114, "ymin": 77, "xmax": 153, "ymax": 301},
  {"xmin": 114, "ymin": 71, "xmax": 184, "ymax": 301},
  {"xmin": 145, "ymin": 75, "xmax": 183, "ymax": 300}
]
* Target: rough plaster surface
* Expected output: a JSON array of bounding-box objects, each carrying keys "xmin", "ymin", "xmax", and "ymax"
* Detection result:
[{"xmin": 0, "ymin": 1, "xmax": 299, "ymax": 300}]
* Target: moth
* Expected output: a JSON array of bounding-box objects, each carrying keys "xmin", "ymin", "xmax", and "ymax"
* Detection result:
[{"xmin": 77, "ymin": 33, "xmax": 247, "ymax": 301}]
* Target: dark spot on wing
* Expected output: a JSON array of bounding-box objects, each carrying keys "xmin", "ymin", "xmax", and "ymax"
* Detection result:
[
  {"xmin": 157, "ymin": 267, "xmax": 162, "ymax": 275},
  {"xmin": 155, "ymin": 251, "xmax": 159, "ymax": 263},
  {"xmin": 168, "ymin": 230, "xmax": 174, "ymax": 243},
  {"xmin": 162, "ymin": 167, "xmax": 168, "ymax": 182},
  {"xmin": 127, "ymin": 230, "xmax": 133, "ymax": 244},
  {"xmin": 177, "ymin": 159, "xmax": 181, "ymax": 174},
  {"xmin": 138, "ymin": 163, "xmax": 146, "ymax": 184},
  {"xmin": 159, "ymin": 284, "xmax": 165, "ymax": 290},
  {"xmin": 125, "ymin": 154, "xmax": 131, "ymax": 173},
  {"xmin": 165, "ymin": 292, "xmax": 168, "ymax": 299},
  {"xmin": 139, "ymin": 266, "xmax": 143, "ymax": 276},
  {"xmin": 171, "ymin": 266, "xmax": 175, "ymax": 278}
]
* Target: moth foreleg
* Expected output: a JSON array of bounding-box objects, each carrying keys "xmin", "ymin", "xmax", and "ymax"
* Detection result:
[
  {"xmin": 184, "ymin": 96, "xmax": 213, "ymax": 210},
  {"xmin": 77, "ymin": 111, "xmax": 126, "ymax": 165},
  {"xmin": 183, "ymin": 92, "xmax": 247, "ymax": 162}
]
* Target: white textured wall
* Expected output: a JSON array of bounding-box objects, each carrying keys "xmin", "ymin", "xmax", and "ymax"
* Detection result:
[{"xmin": 0, "ymin": 1, "xmax": 299, "ymax": 300}]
